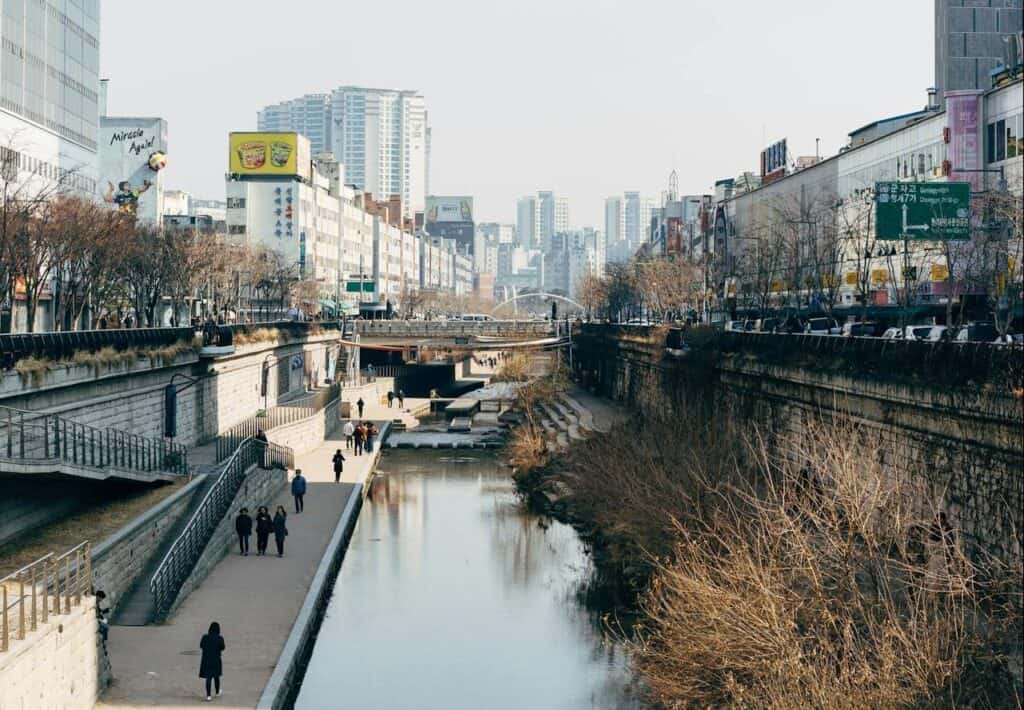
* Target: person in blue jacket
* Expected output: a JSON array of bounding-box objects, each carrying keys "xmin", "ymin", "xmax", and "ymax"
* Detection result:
[{"xmin": 291, "ymin": 469, "xmax": 307, "ymax": 513}]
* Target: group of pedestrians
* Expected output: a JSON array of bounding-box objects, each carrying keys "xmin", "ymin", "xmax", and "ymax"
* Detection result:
[
  {"xmin": 234, "ymin": 501, "xmax": 291, "ymax": 558},
  {"xmin": 341, "ymin": 419, "xmax": 379, "ymax": 456},
  {"xmin": 386, "ymin": 389, "xmax": 406, "ymax": 408}
]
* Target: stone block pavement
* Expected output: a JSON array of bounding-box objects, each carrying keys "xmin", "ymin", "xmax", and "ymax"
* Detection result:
[{"xmin": 95, "ymin": 431, "xmax": 385, "ymax": 709}]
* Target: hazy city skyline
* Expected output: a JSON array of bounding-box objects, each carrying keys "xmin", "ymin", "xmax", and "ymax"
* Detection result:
[{"xmin": 102, "ymin": 0, "xmax": 932, "ymax": 227}]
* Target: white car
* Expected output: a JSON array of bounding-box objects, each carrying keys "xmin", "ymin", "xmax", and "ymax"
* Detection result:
[
  {"xmin": 904, "ymin": 325, "xmax": 937, "ymax": 341},
  {"xmin": 724, "ymin": 320, "xmax": 748, "ymax": 332},
  {"xmin": 882, "ymin": 327, "xmax": 903, "ymax": 339},
  {"xmin": 923, "ymin": 325, "xmax": 953, "ymax": 342}
]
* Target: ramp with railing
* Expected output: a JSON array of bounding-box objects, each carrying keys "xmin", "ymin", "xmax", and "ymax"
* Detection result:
[
  {"xmin": 148, "ymin": 438, "xmax": 292, "ymax": 621},
  {"xmin": 214, "ymin": 383, "xmax": 339, "ymax": 462},
  {"xmin": 0, "ymin": 405, "xmax": 187, "ymax": 483}
]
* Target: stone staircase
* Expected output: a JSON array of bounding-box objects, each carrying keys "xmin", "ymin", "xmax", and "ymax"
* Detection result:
[{"xmin": 533, "ymin": 392, "xmax": 597, "ymax": 453}]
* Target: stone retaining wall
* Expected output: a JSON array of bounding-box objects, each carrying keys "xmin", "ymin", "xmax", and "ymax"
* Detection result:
[
  {"xmin": 0, "ymin": 600, "xmax": 102, "ymax": 710},
  {"xmin": 268, "ymin": 400, "xmax": 340, "ymax": 456},
  {"xmin": 90, "ymin": 476, "xmax": 206, "ymax": 615},
  {"xmin": 574, "ymin": 328, "xmax": 1024, "ymax": 562},
  {"xmin": 167, "ymin": 465, "xmax": 287, "ymax": 618}
]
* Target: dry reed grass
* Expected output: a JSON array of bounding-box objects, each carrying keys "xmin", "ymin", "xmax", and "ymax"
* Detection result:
[
  {"xmin": 234, "ymin": 327, "xmax": 282, "ymax": 346},
  {"xmin": 626, "ymin": 417, "xmax": 1023, "ymax": 708}
]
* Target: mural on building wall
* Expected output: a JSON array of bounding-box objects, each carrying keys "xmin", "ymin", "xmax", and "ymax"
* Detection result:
[
  {"xmin": 99, "ymin": 117, "xmax": 168, "ymax": 223},
  {"xmin": 103, "ymin": 179, "xmax": 152, "ymax": 215}
]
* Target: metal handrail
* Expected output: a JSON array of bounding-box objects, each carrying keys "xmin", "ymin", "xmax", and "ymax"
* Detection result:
[
  {"xmin": 0, "ymin": 405, "xmax": 188, "ymax": 475},
  {"xmin": 1, "ymin": 541, "xmax": 91, "ymax": 653},
  {"xmin": 149, "ymin": 437, "xmax": 292, "ymax": 620},
  {"xmin": 214, "ymin": 383, "xmax": 340, "ymax": 462}
]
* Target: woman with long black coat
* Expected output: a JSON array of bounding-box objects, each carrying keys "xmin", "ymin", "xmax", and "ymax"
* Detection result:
[
  {"xmin": 272, "ymin": 506, "xmax": 289, "ymax": 557},
  {"xmin": 199, "ymin": 621, "xmax": 225, "ymax": 701},
  {"xmin": 255, "ymin": 506, "xmax": 272, "ymax": 556}
]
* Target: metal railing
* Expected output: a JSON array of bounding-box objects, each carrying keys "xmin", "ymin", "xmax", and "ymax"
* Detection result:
[
  {"xmin": 1, "ymin": 541, "xmax": 92, "ymax": 653},
  {"xmin": 214, "ymin": 383, "xmax": 340, "ymax": 462},
  {"xmin": 0, "ymin": 405, "xmax": 188, "ymax": 475},
  {"xmin": 149, "ymin": 438, "xmax": 292, "ymax": 620},
  {"xmin": 0, "ymin": 327, "xmax": 195, "ymax": 370}
]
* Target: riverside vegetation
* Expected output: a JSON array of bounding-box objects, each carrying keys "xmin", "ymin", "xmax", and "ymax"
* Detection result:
[{"xmin": 506, "ymin": 361, "xmax": 1023, "ymax": 708}]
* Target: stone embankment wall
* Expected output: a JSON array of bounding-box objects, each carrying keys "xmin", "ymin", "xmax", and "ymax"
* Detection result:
[
  {"xmin": 573, "ymin": 326, "xmax": 1024, "ymax": 562},
  {"xmin": 167, "ymin": 465, "xmax": 287, "ymax": 618},
  {"xmin": 90, "ymin": 476, "xmax": 206, "ymax": 615},
  {"xmin": 0, "ymin": 600, "xmax": 102, "ymax": 710},
  {"xmin": 0, "ymin": 332, "xmax": 341, "ymax": 450}
]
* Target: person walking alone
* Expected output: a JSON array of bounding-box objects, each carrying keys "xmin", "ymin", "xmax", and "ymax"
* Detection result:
[
  {"xmin": 255, "ymin": 429, "xmax": 269, "ymax": 468},
  {"xmin": 356, "ymin": 397, "xmax": 365, "ymax": 418},
  {"xmin": 387, "ymin": 390, "xmax": 394, "ymax": 408},
  {"xmin": 199, "ymin": 622, "xmax": 225, "ymax": 701},
  {"xmin": 255, "ymin": 506, "xmax": 272, "ymax": 556},
  {"xmin": 332, "ymin": 449, "xmax": 346, "ymax": 483},
  {"xmin": 273, "ymin": 506, "xmax": 288, "ymax": 557},
  {"xmin": 343, "ymin": 420, "xmax": 355, "ymax": 449},
  {"xmin": 397, "ymin": 389, "xmax": 405, "ymax": 408},
  {"xmin": 291, "ymin": 470, "xmax": 307, "ymax": 513},
  {"xmin": 234, "ymin": 508, "xmax": 252, "ymax": 556}
]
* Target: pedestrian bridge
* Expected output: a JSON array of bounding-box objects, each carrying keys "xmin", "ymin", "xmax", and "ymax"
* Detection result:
[{"xmin": 355, "ymin": 319, "xmax": 555, "ymax": 340}]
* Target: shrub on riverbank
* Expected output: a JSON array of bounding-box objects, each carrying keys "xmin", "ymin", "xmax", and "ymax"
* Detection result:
[
  {"xmin": 519, "ymin": 399, "xmax": 1022, "ymax": 707},
  {"xmin": 627, "ymin": 418, "xmax": 1023, "ymax": 708}
]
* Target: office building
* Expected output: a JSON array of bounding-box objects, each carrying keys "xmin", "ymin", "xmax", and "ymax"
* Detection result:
[
  {"xmin": 934, "ymin": 0, "xmax": 1023, "ymax": 108},
  {"xmin": 516, "ymin": 196, "xmax": 537, "ymax": 248},
  {"xmin": 257, "ymin": 94, "xmax": 332, "ymax": 154},
  {"xmin": 0, "ymin": 0, "xmax": 101, "ymax": 202}
]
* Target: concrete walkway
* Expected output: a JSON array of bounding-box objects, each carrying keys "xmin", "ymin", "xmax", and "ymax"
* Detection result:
[{"xmin": 96, "ymin": 435, "xmax": 384, "ymax": 709}]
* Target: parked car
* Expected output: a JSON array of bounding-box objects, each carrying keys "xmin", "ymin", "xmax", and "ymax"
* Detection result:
[
  {"xmin": 753, "ymin": 317, "xmax": 781, "ymax": 333},
  {"xmin": 804, "ymin": 317, "xmax": 841, "ymax": 335},
  {"xmin": 904, "ymin": 325, "xmax": 937, "ymax": 341},
  {"xmin": 724, "ymin": 320, "xmax": 747, "ymax": 332},
  {"xmin": 953, "ymin": 322, "xmax": 997, "ymax": 342},
  {"xmin": 923, "ymin": 325, "xmax": 954, "ymax": 342},
  {"xmin": 841, "ymin": 321, "xmax": 879, "ymax": 337},
  {"xmin": 882, "ymin": 327, "xmax": 903, "ymax": 339}
]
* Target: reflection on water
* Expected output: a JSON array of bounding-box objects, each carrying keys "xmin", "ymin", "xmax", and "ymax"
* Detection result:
[{"xmin": 296, "ymin": 451, "xmax": 645, "ymax": 709}]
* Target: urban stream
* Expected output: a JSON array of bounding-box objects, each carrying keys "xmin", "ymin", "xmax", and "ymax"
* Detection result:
[{"xmin": 295, "ymin": 450, "xmax": 644, "ymax": 709}]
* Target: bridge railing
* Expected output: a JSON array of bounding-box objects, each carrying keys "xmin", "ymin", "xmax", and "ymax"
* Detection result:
[
  {"xmin": 1, "ymin": 541, "xmax": 92, "ymax": 653},
  {"xmin": 0, "ymin": 405, "xmax": 189, "ymax": 475},
  {"xmin": 149, "ymin": 438, "xmax": 292, "ymax": 620}
]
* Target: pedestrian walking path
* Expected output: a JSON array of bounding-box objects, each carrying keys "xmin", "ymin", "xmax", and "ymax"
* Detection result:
[{"xmin": 96, "ymin": 433, "xmax": 385, "ymax": 709}]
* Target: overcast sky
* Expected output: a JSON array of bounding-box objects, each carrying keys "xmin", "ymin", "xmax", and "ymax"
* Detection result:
[{"xmin": 101, "ymin": 0, "xmax": 933, "ymax": 227}]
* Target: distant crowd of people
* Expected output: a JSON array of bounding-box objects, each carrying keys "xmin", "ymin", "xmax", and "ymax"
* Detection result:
[{"xmin": 341, "ymin": 419, "xmax": 379, "ymax": 457}]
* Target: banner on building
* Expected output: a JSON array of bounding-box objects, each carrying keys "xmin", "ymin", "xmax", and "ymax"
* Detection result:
[
  {"xmin": 425, "ymin": 196, "xmax": 475, "ymax": 254},
  {"xmin": 666, "ymin": 217, "xmax": 682, "ymax": 256},
  {"xmin": 229, "ymin": 132, "xmax": 311, "ymax": 180}
]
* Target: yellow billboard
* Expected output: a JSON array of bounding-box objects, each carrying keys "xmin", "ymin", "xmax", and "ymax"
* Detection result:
[
  {"xmin": 229, "ymin": 133, "xmax": 310, "ymax": 178},
  {"xmin": 930, "ymin": 264, "xmax": 949, "ymax": 282}
]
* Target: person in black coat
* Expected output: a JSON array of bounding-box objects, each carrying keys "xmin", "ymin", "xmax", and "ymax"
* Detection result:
[
  {"xmin": 332, "ymin": 449, "xmax": 346, "ymax": 483},
  {"xmin": 273, "ymin": 506, "xmax": 289, "ymax": 557},
  {"xmin": 234, "ymin": 508, "xmax": 252, "ymax": 556},
  {"xmin": 255, "ymin": 506, "xmax": 272, "ymax": 556},
  {"xmin": 199, "ymin": 621, "xmax": 225, "ymax": 701}
]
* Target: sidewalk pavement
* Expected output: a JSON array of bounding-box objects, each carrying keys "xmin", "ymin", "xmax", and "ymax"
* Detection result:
[{"xmin": 96, "ymin": 432, "xmax": 382, "ymax": 709}]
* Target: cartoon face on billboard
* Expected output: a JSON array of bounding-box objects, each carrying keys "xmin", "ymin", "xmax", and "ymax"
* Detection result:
[{"xmin": 103, "ymin": 179, "xmax": 153, "ymax": 215}]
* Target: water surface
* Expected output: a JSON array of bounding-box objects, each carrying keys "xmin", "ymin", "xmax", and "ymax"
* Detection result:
[{"xmin": 296, "ymin": 451, "xmax": 643, "ymax": 709}]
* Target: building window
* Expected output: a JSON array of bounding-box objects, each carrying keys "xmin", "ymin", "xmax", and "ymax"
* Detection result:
[
  {"xmin": 1008, "ymin": 115, "xmax": 1020, "ymax": 160},
  {"xmin": 227, "ymin": 197, "xmax": 246, "ymax": 208},
  {"xmin": 228, "ymin": 224, "xmax": 246, "ymax": 234}
]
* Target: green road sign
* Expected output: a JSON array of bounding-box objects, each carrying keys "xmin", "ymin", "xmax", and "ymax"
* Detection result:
[
  {"xmin": 874, "ymin": 181, "xmax": 971, "ymax": 241},
  {"xmin": 345, "ymin": 280, "xmax": 375, "ymax": 293}
]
